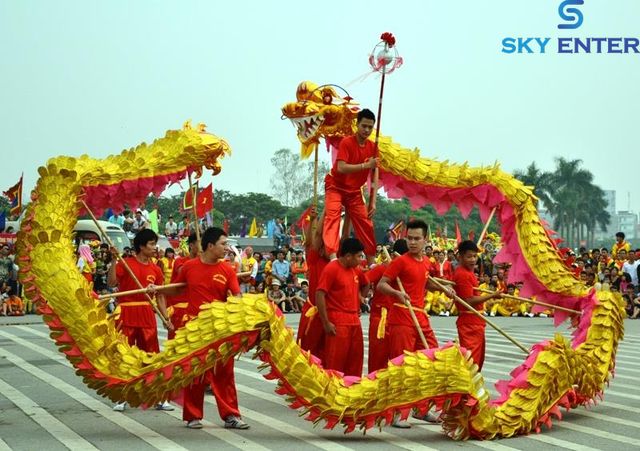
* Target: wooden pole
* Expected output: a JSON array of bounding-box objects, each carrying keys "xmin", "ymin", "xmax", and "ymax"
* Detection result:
[
  {"xmin": 187, "ymin": 172, "xmax": 201, "ymax": 244},
  {"xmin": 476, "ymin": 288, "xmax": 582, "ymax": 315},
  {"xmin": 98, "ymin": 283, "xmax": 186, "ymax": 301},
  {"xmin": 477, "ymin": 207, "xmax": 497, "ymax": 247},
  {"xmin": 367, "ymin": 54, "xmax": 387, "ymax": 215},
  {"xmin": 80, "ymin": 200, "xmax": 171, "ymax": 328},
  {"xmin": 430, "ymin": 276, "xmax": 581, "ymax": 315},
  {"xmin": 429, "ymin": 277, "xmax": 529, "ymax": 354},
  {"xmin": 396, "ymin": 278, "xmax": 429, "ymax": 349}
]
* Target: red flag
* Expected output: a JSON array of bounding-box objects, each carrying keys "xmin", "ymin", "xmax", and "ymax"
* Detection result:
[
  {"xmin": 455, "ymin": 221, "xmax": 462, "ymax": 244},
  {"xmin": 3, "ymin": 175, "xmax": 23, "ymax": 216},
  {"xmin": 182, "ymin": 182, "xmax": 198, "ymax": 211},
  {"xmin": 390, "ymin": 219, "xmax": 405, "ymax": 241},
  {"xmin": 223, "ymin": 218, "xmax": 230, "ymax": 234},
  {"xmin": 196, "ymin": 183, "xmax": 213, "ymax": 218},
  {"xmin": 296, "ymin": 206, "xmax": 313, "ymax": 230}
]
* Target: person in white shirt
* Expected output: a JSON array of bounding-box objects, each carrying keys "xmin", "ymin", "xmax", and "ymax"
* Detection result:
[{"xmin": 622, "ymin": 251, "xmax": 640, "ymax": 287}]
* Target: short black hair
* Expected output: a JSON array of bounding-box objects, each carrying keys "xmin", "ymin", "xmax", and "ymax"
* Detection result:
[
  {"xmin": 164, "ymin": 248, "xmax": 175, "ymax": 257},
  {"xmin": 458, "ymin": 240, "xmax": 479, "ymax": 255},
  {"xmin": 339, "ymin": 237, "xmax": 365, "ymax": 256},
  {"xmin": 616, "ymin": 232, "xmax": 625, "ymax": 239},
  {"xmin": 201, "ymin": 227, "xmax": 226, "ymax": 251},
  {"xmin": 187, "ymin": 232, "xmax": 198, "ymax": 245},
  {"xmin": 406, "ymin": 219, "xmax": 428, "ymax": 238},
  {"xmin": 133, "ymin": 229, "xmax": 158, "ymax": 253},
  {"xmin": 357, "ymin": 108, "xmax": 376, "ymax": 123},
  {"xmin": 393, "ymin": 239, "xmax": 409, "ymax": 255}
]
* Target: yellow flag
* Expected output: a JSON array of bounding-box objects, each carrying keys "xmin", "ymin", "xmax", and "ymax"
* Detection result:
[{"xmin": 248, "ymin": 217, "xmax": 258, "ymax": 238}]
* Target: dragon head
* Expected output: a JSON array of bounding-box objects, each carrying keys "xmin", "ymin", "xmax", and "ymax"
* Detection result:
[{"xmin": 281, "ymin": 81, "xmax": 360, "ymax": 157}]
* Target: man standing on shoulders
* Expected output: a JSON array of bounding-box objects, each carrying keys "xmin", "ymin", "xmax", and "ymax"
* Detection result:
[
  {"xmin": 316, "ymin": 238, "xmax": 370, "ymax": 377},
  {"xmin": 323, "ymin": 109, "xmax": 378, "ymax": 263},
  {"xmin": 170, "ymin": 227, "xmax": 249, "ymax": 430},
  {"xmin": 108, "ymin": 229, "xmax": 173, "ymax": 412}
]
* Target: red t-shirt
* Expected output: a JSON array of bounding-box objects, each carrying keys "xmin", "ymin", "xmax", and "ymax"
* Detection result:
[
  {"xmin": 116, "ymin": 257, "xmax": 164, "ymax": 328},
  {"xmin": 367, "ymin": 263, "xmax": 392, "ymax": 316},
  {"xmin": 316, "ymin": 259, "xmax": 367, "ymax": 325},
  {"xmin": 383, "ymin": 253, "xmax": 431, "ymax": 327},
  {"xmin": 306, "ymin": 248, "xmax": 329, "ymax": 305},
  {"xmin": 327, "ymin": 135, "xmax": 376, "ymax": 192},
  {"xmin": 453, "ymin": 266, "xmax": 485, "ymax": 326},
  {"xmin": 174, "ymin": 257, "xmax": 241, "ymax": 317},
  {"xmin": 166, "ymin": 256, "xmax": 192, "ymax": 307},
  {"xmin": 453, "ymin": 266, "xmax": 480, "ymax": 313}
]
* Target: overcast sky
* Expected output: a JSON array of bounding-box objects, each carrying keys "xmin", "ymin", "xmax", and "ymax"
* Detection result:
[{"xmin": 1, "ymin": 0, "xmax": 638, "ymax": 214}]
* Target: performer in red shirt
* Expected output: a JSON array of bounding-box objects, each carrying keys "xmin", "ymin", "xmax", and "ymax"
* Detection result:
[
  {"xmin": 316, "ymin": 238, "xmax": 369, "ymax": 376},
  {"xmin": 377, "ymin": 220, "xmax": 457, "ymax": 428},
  {"xmin": 323, "ymin": 109, "xmax": 378, "ymax": 262},
  {"xmin": 453, "ymin": 240, "xmax": 502, "ymax": 371},
  {"xmin": 297, "ymin": 208, "xmax": 329, "ymax": 358},
  {"xmin": 171, "ymin": 227, "xmax": 249, "ymax": 430},
  {"xmin": 108, "ymin": 228, "xmax": 173, "ymax": 412},
  {"xmin": 366, "ymin": 239, "xmax": 408, "ymax": 373},
  {"xmin": 166, "ymin": 233, "xmax": 199, "ymax": 339}
]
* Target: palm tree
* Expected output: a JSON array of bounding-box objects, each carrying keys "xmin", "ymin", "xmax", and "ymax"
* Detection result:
[
  {"xmin": 513, "ymin": 162, "xmax": 553, "ymax": 210},
  {"xmin": 515, "ymin": 158, "xmax": 610, "ymax": 248}
]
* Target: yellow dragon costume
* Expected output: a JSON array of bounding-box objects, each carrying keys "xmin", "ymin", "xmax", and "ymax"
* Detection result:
[{"xmin": 16, "ymin": 84, "xmax": 623, "ymax": 440}]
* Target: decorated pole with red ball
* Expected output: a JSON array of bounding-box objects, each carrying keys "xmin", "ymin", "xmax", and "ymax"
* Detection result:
[{"xmin": 367, "ymin": 32, "xmax": 403, "ymax": 216}]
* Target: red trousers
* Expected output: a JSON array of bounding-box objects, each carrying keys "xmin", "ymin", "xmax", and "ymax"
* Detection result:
[
  {"xmin": 457, "ymin": 315, "xmax": 486, "ymax": 370},
  {"xmin": 182, "ymin": 359, "xmax": 240, "ymax": 422},
  {"xmin": 297, "ymin": 306, "xmax": 325, "ymax": 359},
  {"xmin": 367, "ymin": 314, "xmax": 389, "ymax": 373},
  {"xmin": 387, "ymin": 324, "xmax": 438, "ymax": 359},
  {"xmin": 120, "ymin": 326, "xmax": 159, "ymax": 353},
  {"xmin": 322, "ymin": 324, "xmax": 363, "ymax": 376},
  {"xmin": 323, "ymin": 185, "xmax": 376, "ymax": 257}
]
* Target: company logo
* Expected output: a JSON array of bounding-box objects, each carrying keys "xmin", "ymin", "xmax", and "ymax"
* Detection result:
[
  {"xmin": 501, "ymin": 1, "xmax": 640, "ymax": 54},
  {"xmin": 558, "ymin": 0, "xmax": 584, "ymax": 29}
]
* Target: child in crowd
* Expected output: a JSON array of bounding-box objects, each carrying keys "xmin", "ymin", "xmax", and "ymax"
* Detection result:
[{"xmin": 267, "ymin": 279, "xmax": 288, "ymax": 313}]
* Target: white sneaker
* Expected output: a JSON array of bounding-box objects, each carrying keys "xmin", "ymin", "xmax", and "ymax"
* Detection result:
[
  {"xmin": 526, "ymin": 312, "xmax": 535, "ymax": 318},
  {"xmin": 391, "ymin": 414, "xmax": 411, "ymax": 429},
  {"xmin": 113, "ymin": 402, "xmax": 127, "ymax": 412},
  {"xmin": 539, "ymin": 313, "xmax": 548, "ymax": 318},
  {"xmin": 511, "ymin": 313, "xmax": 519, "ymax": 317},
  {"xmin": 490, "ymin": 312, "xmax": 496, "ymax": 317},
  {"xmin": 445, "ymin": 311, "xmax": 450, "ymax": 317},
  {"xmin": 438, "ymin": 312, "xmax": 446, "ymax": 316},
  {"xmin": 186, "ymin": 419, "xmax": 203, "ymax": 429},
  {"xmin": 155, "ymin": 400, "xmax": 174, "ymax": 411},
  {"xmin": 224, "ymin": 415, "xmax": 250, "ymax": 429}
]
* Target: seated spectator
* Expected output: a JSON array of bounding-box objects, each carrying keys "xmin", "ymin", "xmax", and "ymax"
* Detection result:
[
  {"xmin": 267, "ymin": 279, "xmax": 289, "ymax": 313},
  {"xmin": 623, "ymin": 284, "xmax": 640, "ymax": 318},
  {"xmin": 291, "ymin": 251, "xmax": 308, "ymax": 286},
  {"xmin": 290, "ymin": 280, "xmax": 309, "ymax": 313},
  {"xmin": 284, "ymin": 280, "xmax": 300, "ymax": 313}
]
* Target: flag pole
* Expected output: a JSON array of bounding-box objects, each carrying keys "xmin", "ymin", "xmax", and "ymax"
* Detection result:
[
  {"xmin": 187, "ymin": 172, "xmax": 201, "ymax": 244},
  {"xmin": 367, "ymin": 61, "xmax": 386, "ymax": 216},
  {"xmin": 477, "ymin": 207, "xmax": 497, "ymax": 247}
]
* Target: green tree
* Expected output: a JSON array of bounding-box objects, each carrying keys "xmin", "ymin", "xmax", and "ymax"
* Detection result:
[
  {"xmin": 515, "ymin": 158, "xmax": 610, "ymax": 248},
  {"xmin": 270, "ymin": 148, "xmax": 329, "ymax": 207}
]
